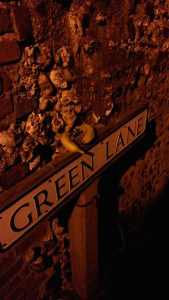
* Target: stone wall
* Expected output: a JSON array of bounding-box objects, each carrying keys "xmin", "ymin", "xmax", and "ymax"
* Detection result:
[
  {"xmin": 0, "ymin": 0, "xmax": 169, "ymax": 299},
  {"xmin": 0, "ymin": 0, "xmax": 168, "ymax": 192}
]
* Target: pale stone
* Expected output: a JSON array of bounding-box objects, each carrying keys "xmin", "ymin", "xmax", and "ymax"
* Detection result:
[
  {"xmin": 20, "ymin": 137, "xmax": 38, "ymax": 163},
  {"xmin": 58, "ymin": 46, "xmax": 72, "ymax": 68},
  {"xmin": 63, "ymin": 69, "xmax": 76, "ymax": 83},
  {"xmin": 61, "ymin": 106, "xmax": 77, "ymax": 131},
  {"xmin": 105, "ymin": 102, "xmax": 114, "ymax": 117},
  {"xmin": 50, "ymin": 69, "xmax": 68, "ymax": 89},
  {"xmin": 51, "ymin": 112, "xmax": 64, "ymax": 133},
  {"xmin": 39, "ymin": 96, "xmax": 50, "ymax": 111},
  {"xmin": 0, "ymin": 131, "xmax": 15, "ymax": 149},
  {"xmin": 38, "ymin": 72, "xmax": 54, "ymax": 96},
  {"xmin": 29, "ymin": 155, "xmax": 41, "ymax": 171}
]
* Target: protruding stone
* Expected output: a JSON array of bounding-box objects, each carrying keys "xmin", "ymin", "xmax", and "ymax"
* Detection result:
[
  {"xmin": 51, "ymin": 111, "xmax": 64, "ymax": 133},
  {"xmin": 33, "ymin": 45, "xmax": 53, "ymax": 70},
  {"xmin": 63, "ymin": 69, "xmax": 76, "ymax": 84},
  {"xmin": 84, "ymin": 40, "xmax": 98, "ymax": 56},
  {"xmin": 105, "ymin": 102, "xmax": 114, "ymax": 117},
  {"xmin": 61, "ymin": 90, "xmax": 79, "ymax": 106},
  {"xmin": 0, "ymin": 131, "xmax": 15, "ymax": 149},
  {"xmin": 54, "ymin": 53, "xmax": 61, "ymax": 65},
  {"xmin": 38, "ymin": 73, "xmax": 54, "ymax": 96},
  {"xmin": 57, "ymin": 46, "xmax": 72, "ymax": 68},
  {"xmin": 39, "ymin": 96, "xmax": 50, "ymax": 111},
  {"xmin": 50, "ymin": 69, "xmax": 68, "ymax": 90},
  {"xmin": 144, "ymin": 63, "xmax": 150, "ymax": 76},
  {"xmin": 29, "ymin": 155, "xmax": 41, "ymax": 171},
  {"xmin": 92, "ymin": 111, "xmax": 101, "ymax": 124},
  {"xmin": 20, "ymin": 137, "xmax": 38, "ymax": 163},
  {"xmin": 61, "ymin": 106, "xmax": 77, "ymax": 131},
  {"xmin": 73, "ymin": 104, "xmax": 82, "ymax": 114},
  {"xmin": 96, "ymin": 13, "xmax": 106, "ymax": 26},
  {"xmin": 25, "ymin": 111, "xmax": 49, "ymax": 145}
]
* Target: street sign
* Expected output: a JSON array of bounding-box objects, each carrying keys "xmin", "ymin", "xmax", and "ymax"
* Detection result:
[{"xmin": 0, "ymin": 104, "xmax": 147, "ymax": 250}]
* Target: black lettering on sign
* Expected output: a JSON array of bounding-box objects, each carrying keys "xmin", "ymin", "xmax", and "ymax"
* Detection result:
[
  {"xmin": 106, "ymin": 140, "xmax": 113, "ymax": 160},
  {"xmin": 127, "ymin": 121, "xmax": 137, "ymax": 143},
  {"xmin": 81, "ymin": 154, "xmax": 94, "ymax": 180},
  {"xmin": 68, "ymin": 165, "xmax": 80, "ymax": 189},
  {"xmin": 10, "ymin": 203, "xmax": 33, "ymax": 232},
  {"xmin": 137, "ymin": 116, "xmax": 143, "ymax": 135},
  {"xmin": 115, "ymin": 132, "xmax": 125, "ymax": 154},
  {"xmin": 55, "ymin": 174, "xmax": 68, "ymax": 200},
  {"xmin": 34, "ymin": 190, "xmax": 54, "ymax": 217}
]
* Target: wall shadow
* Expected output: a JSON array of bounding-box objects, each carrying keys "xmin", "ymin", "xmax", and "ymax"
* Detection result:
[
  {"xmin": 98, "ymin": 119, "xmax": 157, "ymax": 263},
  {"xmin": 97, "ymin": 120, "xmax": 169, "ymax": 299},
  {"xmin": 97, "ymin": 182, "xmax": 169, "ymax": 299}
]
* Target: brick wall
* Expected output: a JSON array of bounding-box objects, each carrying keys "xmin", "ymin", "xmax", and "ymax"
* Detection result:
[
  {"xmin": 0, "ymin": 2, "xmax": 71, "ymax": 298},
  {"xmin": 0, "ymin": 0, "xmax": 168, "ymax": 193},
  {"xmin": 0, "ymin": 222, "xmax": 49, "ymax": 300},
  {"xmin": 0, "ymin": 0, "xmax": 37, "ymax": 186},
  {"xmin": 0, "ymin": 0, "xmax": 169, "ymax": 298},
  {"xmin": 0, "ymin": 217, "xmax": 71, "ymax": 300}
]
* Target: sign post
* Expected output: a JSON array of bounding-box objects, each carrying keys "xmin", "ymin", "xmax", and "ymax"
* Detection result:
[{"xmin": 68, "ymin": 179, "xmax": 100, "ymax": 299}]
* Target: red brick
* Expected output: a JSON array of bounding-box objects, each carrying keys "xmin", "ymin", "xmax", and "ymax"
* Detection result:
[
  {"xmin": 0, "ymin": 93, "xmax": 13, "ymax": 119},
  {"xmin": 7, "ymin": 287, "xmax": 25, "ymax": 300},
  {"xmin": 0, "ymin": 37, "xmax": 21, "ymax": 65},
  {"xmin": 0, "ymin": 258, "xmax": 23, "ymax": 287},
  {"xmin": 0, "ymin": 71, "xmax": 12, "ymax": 92},
  {"xmin": 29, "ymin": 289, "xmax": 42, "ymax": 300},
  {"xmin": 0, "ymin": 163, "xmax": 29, "ymax": 190},
  {"xmin": 18, "ymin": 265, "xmax": 30, "ymax": 281},
  {"xmin": 14, "ymin": 95, "xmax": 38, "ymax": 118},
  {"xmin": 23, "ymin": 272, "xmax": 48, "ymax": 298},
  {"xmin": 0, "ymin": 252, "xmax": 15, "ymax": 270},
  {"xmin": 12, "ymin": 5, "xmax": 33, "ymax": 41},
  {"xmin": 0, "ymin": 276, "xmax": 20, "ymax": 299},
  {"xmin": 1, "ymin": 265, "xmax": 27, "ymax": 300},
  {"xmin": 0, "ymin": 8, "xmax": 12, "ymax": 34},
  {"xmin": 14, "ymin": 221, "xmax": 49, "ymax": 255}
]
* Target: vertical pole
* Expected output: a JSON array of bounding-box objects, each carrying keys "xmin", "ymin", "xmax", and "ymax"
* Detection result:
[{"xmin": 68, "ymin": 179, "xmax": 100, "ymax": 299}]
